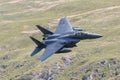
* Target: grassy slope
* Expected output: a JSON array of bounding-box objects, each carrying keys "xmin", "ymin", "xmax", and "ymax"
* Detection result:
[{"xmin": 0, "ymin": 0, "xmax": 120, "ymax": 79}]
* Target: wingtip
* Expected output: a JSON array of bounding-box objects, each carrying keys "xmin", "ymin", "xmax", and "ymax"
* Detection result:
[
  {"xmin": 39, "ymin": 57, "xmax": 45, "ymax": 62},
  {"xmin": 39, "ymin": 55, "xmax": 47, "ymax": 62},
  {"xmin": 62, "ymin": 16, "xmax": 68, "ymax": 20},
  {"xmin": 64, "ymin": 16, "xmax": 67, "ymax": 18}
]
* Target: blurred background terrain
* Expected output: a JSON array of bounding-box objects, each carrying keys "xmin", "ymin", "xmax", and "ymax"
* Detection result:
[{"xmin": 0, "ymin": 0, "xmax": 120, "ymax": 80}]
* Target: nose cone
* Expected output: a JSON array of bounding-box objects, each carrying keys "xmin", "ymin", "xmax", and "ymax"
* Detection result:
[{"xmin": 88, "ymin": 33, "xmax": 102, "ymax": 39}]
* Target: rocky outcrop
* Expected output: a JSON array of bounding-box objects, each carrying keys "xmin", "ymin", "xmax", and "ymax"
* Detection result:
[
  {"xmin": 76, "ymin": 58, "xmax": 120, "ymax": 80},
  {"xmin": 61, "ymin": 57, "xmax": 74, "ymax": 65},
  {"xmin": 0, "ymin": 65, "xmax": 7, "ymax": 71},
  {"xmin": 18, "ymin": 58, "xmax": 120, "ymax": 80},
  {"xmin": 18, "ymin": 57, "xmax": 73, "ymax": 80}
]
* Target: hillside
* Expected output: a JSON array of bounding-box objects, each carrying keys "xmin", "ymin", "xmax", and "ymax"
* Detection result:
[{"xmin": 0, "ymin": 0, "xmax": 120, "ymax": 80}]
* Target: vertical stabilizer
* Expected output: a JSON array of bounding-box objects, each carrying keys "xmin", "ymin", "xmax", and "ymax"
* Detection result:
[{"xmin": 55, "ymin": 17, "xmax": 73, "ymax": 34}]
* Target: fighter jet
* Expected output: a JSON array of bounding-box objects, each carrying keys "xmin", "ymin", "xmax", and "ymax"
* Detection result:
[{"xmin": 30, "ymin": 17, "xmax": 102, "ymax": 62}]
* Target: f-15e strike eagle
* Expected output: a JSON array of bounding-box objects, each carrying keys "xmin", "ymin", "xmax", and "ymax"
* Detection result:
[{"xmin": 30, "ymin": 17, "xmax": 102, "ymax": 62}]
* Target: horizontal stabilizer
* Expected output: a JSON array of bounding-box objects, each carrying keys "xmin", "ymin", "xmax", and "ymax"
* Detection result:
[
  {"xmin": 31, "ymin": 47, "xmax": 43, "ymax": 56},
  {"xmin": 36, "ymin": 25, "xmax": 53, "ymax": 35},
  {"xmin": 30, "ymin": 36, "xmax": 45, "ymax": 47}
]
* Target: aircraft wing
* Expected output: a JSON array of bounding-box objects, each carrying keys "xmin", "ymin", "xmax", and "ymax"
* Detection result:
[
  {"xmin": 39, "ymin": 41, "xmax": 65, "ymax": 62},
  {"xmin": 55, "ymin": 17, "xmax": 73, "ymax": 34}
]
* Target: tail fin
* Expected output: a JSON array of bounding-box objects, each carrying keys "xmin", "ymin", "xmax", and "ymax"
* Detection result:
[
  {"xmin": 30, "ymin": 36, "xmax": 45, "ymax": 56},
  {"xmin": 36, "ymin": 25, "xmax": 53, "ymax": 35},
  {"xmin": 55, "ymin": 17, "xmax": 73, "ymax": 34}
]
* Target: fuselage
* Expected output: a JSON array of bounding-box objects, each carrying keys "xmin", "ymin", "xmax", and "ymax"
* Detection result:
[{"xmin": 43, "ymin": 31, "xmax": 102, "ymax": 48}]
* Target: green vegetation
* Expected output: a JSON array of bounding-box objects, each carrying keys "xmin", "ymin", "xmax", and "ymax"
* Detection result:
[{"xmin": 0, "ymin": 0, "xmax": 120, "ymax": 80}]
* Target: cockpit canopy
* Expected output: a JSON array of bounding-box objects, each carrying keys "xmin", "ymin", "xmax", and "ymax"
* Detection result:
[
  {"xmin": 75, "ymin": 31, "xmax": 88, "ymax": 37},
  {"xmin": 73, "ymin": 27, "xmax": 83, "ymax": 31}
]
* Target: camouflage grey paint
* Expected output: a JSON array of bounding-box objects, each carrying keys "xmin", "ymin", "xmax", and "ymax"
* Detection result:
[{"xmin": 30, "ymin": 17, "xmax": 102, "ymax": 62}]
